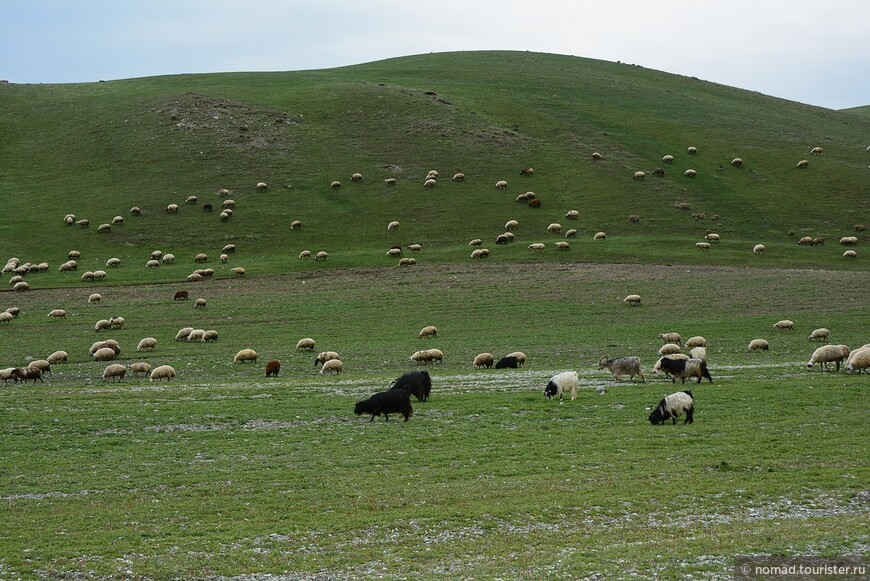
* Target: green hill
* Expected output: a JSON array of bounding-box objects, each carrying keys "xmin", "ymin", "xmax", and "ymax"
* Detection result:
[{"xmin": 1, "ymin": 51, "xmax": 868, "ymax": 284}]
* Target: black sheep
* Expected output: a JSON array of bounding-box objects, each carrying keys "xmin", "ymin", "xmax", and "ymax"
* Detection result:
[
  {"xmin": 390, "ymin": 370, "xmax": 432, "ymax": 402},
  {"xmin": 495, "ymin": 356, "xmax": 519, "ymax": 369},
  {"xmin": 355, "ymin": 389, "xmax": 413, "ymax": 422}
]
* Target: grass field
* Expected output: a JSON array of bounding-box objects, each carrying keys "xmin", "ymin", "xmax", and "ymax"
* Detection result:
[
  {"xmin": 1, "ymin": 50, "xmax": 868, "ymax": 579},
  {"xmin": 2, "ymin": 262, "xmax": 868, "ymax": 579}
]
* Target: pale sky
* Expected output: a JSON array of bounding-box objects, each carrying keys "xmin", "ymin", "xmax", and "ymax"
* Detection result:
[{"xmin": 1, "ymin": 0, "xmax": 867, "ymax": 110}]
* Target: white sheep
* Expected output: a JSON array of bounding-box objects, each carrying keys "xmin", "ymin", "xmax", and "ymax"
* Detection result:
[
  {"xmin": 384, "ymin": 178, "xmax": 397, "ymax": 185},
  {"xmin": 222, "ymin": 200, "xmax": 235, "ymax": 209},
  {"xmin": 659, "ymin": 344, "xmax": 682, "ymax": 356},
  {"xmin": 845, "ymin": 347, "xmax": 870, "ymax": 375},
  {"xmin": 774, "ymin": 320, "xmax": 795, "ymax": 331},
  {"xmin": 387, "ymin": 248, "xmax": 402, "ymax": 257},
  {"xmin": 12, "ymin": 281, "xmax": 29, "ymax": 292},
  {"xmin": 687, "ymin": 146, "xmax": 697, "ymax": 155},
  {"xmin": 592, "ymin": 152, "xmax": 602, "ymax": 160},
  {"xmin": 806, "ymin": 344, "xmax": 850, "ymax": 372},
  {"xmin": 92, "ymin": 270, "xmax": 107, "ymax": 281},
  {"xmin": 504, "ymin": 220, "xmax": 519, "ymax": 231},
  {"xmin": 331, "ymin": 180, "xmax": 342, "ymax": 189},
  {"xmin": 565, "ymin": 229, "xmax": 578, "ymax": 238},
  {"xmin": 81, "ymin": 271, "xmax": 96, "ymax": 282},
  {"xmin": 419, "ymin": 325, "xmax": 438, "ymax": 339},
  {"xmin": 387, "ymin": 221, "xmax": 400, "ymax": 231},
  {"xmin": 810, "ymin": 147, "xmax": 824, "ymax": 155},
  {"xmin": 0, "ymin": 367, "xmax": 17, "ymax": 382},
  {"xmin": 409, "ymin": 350, "xmax": 434, "ymax": 365},
  {"xmin": 797, "ymin": 159, "xmax": 809, "ymax": 168},
  {"xmin": 452, "ymin": 173, "xmax": 465, "ymax": 182},
  {"xmin": 130, "ymin": 362, "xmax": 152, "ymax": 377},
  {"xmin": 659, "ymin": 332, "xmax": 682, "ymax": 346},
  {"xmin": 688, "ymin": 346, "xmax": 707, "ymax": 361},
  {"xmin": 166, "ymin": 204, "xmax": 179, "ymax": 213},
  {"xmin": 423, "ymin": 178, "xmax": 437, "ymax": 189},
  {"xmin": 398, "ymin": 257, "xmax": 416, "ymax": 266},
  {"xmin": 48, "ymin": 309, "xmax": 67, "ymax": 319},
  {"xmin": 544, "ymin": 371, "xmax": 579, "ymax": 401},
  {"xmin": 554, "ymin": 241, "xmax": 570, "ymax": 250},
  {"xmin": 685, "ymin": 336, "xmax": 707, "ymax": 348},
  {"xmin": 470, "ymin": 249, "xmax": 487, "ymax": 259},
  {"xmin": 407, "ymin": 244, "xmax": 422, "ymax": 252},
  {"xmin": 97, "ymin": 223, "xmax": 111, "ymax": 233},
  {"xmin": 662, "ymin": 155, "xmax": 674, "ymax": 163},
  {"xmin": 298, "ymin": 250, "xmax": 311, "ymax": 260},
  {"xmin": 351, "ymin": 173, "xmax": 362, "ymax": 182},
  {"xmin": 633, "ymin": 171, "xmax": 645, "ymax": 181},
  {"xmin": 102, "ymin": 363, "xmax": 127, "ymax": 382},
  {"xmin": 201, "ymin": 330, "xmax": 218, "ymax": 342},
  {"xmin": 195, "ymin": 298, "xmax": 207, "ymax": 308},
  {"xmin": 76, "ymin": 219, "xmax": 89, "ymax": 227},
  {"xmin": 684, "ymin": 169, "xmax": 697, "ymax": 178},
  {"xmin": 92, "ymin": 347, "xmax": 116, "ymax": 362},
  {"xmin": 506, "ymin": 351, "xmax": 527, "ymax": 366},
  {"xmin": 528, "ymin": 243, "xmax": 545, "ymax": 252},
  {"xmin": 843, "ymin": 250, "xmax": 857, "ymax": 259},
  {"xmin": 290, "ymin": 220, "xmax": 302, "ymax": 230},
  {"xmin": 106, "ymin": 258, "xmax": 121, "ymax": 267},
  {"xmin": 695, "ymin": 242, "xmax": 711, "ymax": 251},
  {"xmin": 175, "ymin": 327, "xmax": 194, "ymax": 341},
  {"xmin": 146, "ymin": 260, "xmax": 160, "ymax": 269},
  {"xmin": 109, "ymin": 316, "xmax": 125, "ymax": 329},
  {"xmin": 296, "ymin": 337, "xmax": 316, "ymax": 350},
  {"xmin": 150, "ymin": 365, "xmax": 176, "ymax": 381},
  {"xmin": 220, "ymin": 211, "xmax": 231, "ymax": 221},
  {"xmin": 28, "ymin": 360, "xmax": 52, "ymax": 375},
  {"xmin": 187, "ymin": 329, "xmax": 205, "ymax": 342},
  {"xmin": 234, "ymin": 349, "xmax": 258, "ymax": 363},
  {"xmin": 808, "ymin": 328, "xmax": 830, "ymax": 342},
  {"xmin": 162, "ymin": 253, "xmax": 175, "ymax": 264},
  {"xmin": 731, "ymin": 158, "xmax": 743, "ymax": 167},
  {"xmin": 137, "ymin": 337, "xmax": 157, "ymax": 352},
  {"xmin": 594, "ymin": 232, "xmax": 606, "ymax": 240},
  {"xmin": 468, "ymin": 239, "xmax": 483, "ymax": 247},
  {"xmin": 705, "ymin": 233, "xmax": 720, "ymax": 242},
  {"xmin": 839, "ymin": 236, "xmax": 858, "ymax": 246},
  {"xmin": 90, "ymin": 339, "xmax": 119, "ymax": 355},
  {"xmin": 130, "ymin": 206, "xmax": 141, "ymax": 215},
  {"xmin": 753, "ymin": 244, "xmax": 766, "ymax": 254},
  {"xmin": 565, "ymin": 210, "xmax": 579, "ymax": 220},
  {"xmin": 320, "ymin": 358, "xmax": 343, "ymax": 374},
  {"xmin": 256, "ymin": 182, "xmax": 268, "ymax": 190},
  {"xmin": 495, "ymin": 180, "xmax": 508, "ymax": 190},
  {"xmin": 48, "ymin": 351, "xmax": 68, "ymax": 364},
  {"xmin": 315, "ymin": 251, "xmax": 328, "ymax": 261},
  {"xmin": 623, "ymin": 294, "xmax": 641, "ymax": 306},
  {"xmin": 94, "ymin": 319, "xmax": 111, "ymax": 332},
  {"xmin": 473, "ymin": 353, "xmax": 494, "ymax": 368},
  {"xmin": 547, "ymin": 223, "xmax": 562, "ymax": 234}
]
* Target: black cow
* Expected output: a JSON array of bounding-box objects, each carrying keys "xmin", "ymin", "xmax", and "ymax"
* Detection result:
[
  {"xmin": 355, "ymin": 389, "xmax": 413, "ymax": 422},
  {"xmin": 390, "ymin": 370, "xmax": 432, "ymax": 402},
  {"xmin": 495, "ymin": 356, "xmax": 519, "ymax": 369}
]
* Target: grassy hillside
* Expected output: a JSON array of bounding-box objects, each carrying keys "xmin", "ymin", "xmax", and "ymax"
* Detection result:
[{"xmin": 1, "ymin": 51, "xmax": 868, "ymax": 286}]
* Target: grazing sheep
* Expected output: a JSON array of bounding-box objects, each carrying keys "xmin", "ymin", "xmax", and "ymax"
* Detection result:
[
  {"xmin": 76, "ymin": 219, "xmax": 89, "ymax": 227},
  {"xmin": 705, "ymin": 233, "xmax": 720, "ymax": 242},
  {"xmin": 470, "ymin": 249, "xmax": 487, "ymax": 259},
  {"xmin": 659, "ymin": 332, "xmax": 682, "ymax": 346},
  {"xmin": 92, "ymin": 347, "xmax": 116, "ymax": 362},
  {"xmin": 320, "ymin": 358, "xmax": 343, "ymax": 375},
  {"xmin": 565, "ymin": 210, "xmax": 579, "ymax": 220},
  {"xmin": 469, "ymin": 238, "xmax": 483, "ymax": 247},
  {"xmin": 187, "ymin": 329, "xmax": 205, "ymax": 342},
  {"xmin": 390, "ymin": 370, "xmax": 432, "ymax": 402},
  {"xmin": 688, "ymin": 346, "xmax": 707, "ymax": 361},
  {"xmin": 296, "ymin": 338, "xmax": 316, "ymax": 350},
  {"xmin": 0, "ymin": 367, "xmax": 17, "ymax": 382},
  {"xmin": 137, "ymin": 337, "xmax": 157, "ymax": 352},
  {"xmin": 528, "ymin": 243, "xmax": 545, "ymax": 252},
  {"xmin": 547, "ymin": 223, "xmax": 562, "ymax": 234},
  {"xmin": 503, "ymin": 352, "xmax": 526, "ymax": 367},
  {"xmin": 398, "ymin": 257, "xmax": 416, "ymax": 266},
  {"xmin": 659, "ymin": 344, "xmax": 682, "ymax": 356},
  {"xmin": 424, "ymin": 348, "xmax": 443, "ymax": 364},
  {"xmin": 220, "ymin": 211, "xmax": 231, "ymax": 221},
  {"xmin": 93, "ymin": 270, "xmax": 107, "ymax": 281},
  {"xmin": 175, "ymin": 327, "xmax": 194, "ymax": 341},
  {"xmin": 633, "ymin": 171, "xmax": 645, "ymax": 181},
  {"xmin": 797, "ymin": 159, "xmax": 809, "ymax": 168},
  {"xmin": 495, "ymin": 356, "xmax": 519, "ymax": 369},
  {"xmin": 298, "ymin": 250, "xmax": 311, "ymax": 260},
  {"xmin": 130, "ymin": 362, "xmax": 152, "ymax": 377},
  {"xmin": 109, "ymin": 316, "xmax": 124, "ymax": 329},
  {"xmin": 496, "ymin": 180, "xmax": 508, "ymax": 190},
  {"xmin": 684, "ymin": 169, "xmax": 697, "ymax": 177},
  {"xmin": 423, "ymin": 178, "xmax": 437, "ymax": 189},
  {"xmin": 594, "ymin": 231, "xmax": 606, "ymax": 240},
  {"xmin": 520, "ymin": 167, "xmax": 534, "ymax": 176},
  {"xmin": 315, "ymin": 251, "xmax": 328, "ymax": 261},
  {"xmin": 731, "ymin": 158, "xmax": 743, "ymax": 167},
  {"xmin": 554, "ymin": 241, "xmax": 570, "ymax": 250},
  {"xmin": 774, "ymin": 320, "xmax": 795, "ymax": 331},
  {"xmin": 384, "ymin": 177, "xmax": 397, "ymax": 185},
  {"xmin": 106, "ymin": 257, "xmax": 121, "ymax": 267},
  {"xmin": 407, "ymin": 244, "xmax": 422, "ymax": 252},
  {"xmin": 419, "ymin": 325, "xmax": 437, "ymax": 339},
  {"xmin": 102, "ymin": 363, "xmax": 127, "ymax": 382},
  {"xmin": 330, "ymin": 180, "xmax": 341, "ymax": 189},
  {"xmin": 201, "ymin": 330, "xmax": 218, "ymax": 343},
  {"xmin": 662, "ymin": 155, "xmax": 674, "ymax": 163},
  {"xmin": 165, "ymin": 204, "xmax": 179, "ymax": 213},
  {"xmin": 472, "ymin": 353, "xmax": 494, "ymax": 369},
  {"xmin": 314, "ymin": 351, "xmax": 340, "ymax": 367},
  {"xmin": 452, "ymin": 173, "xmax": 465, "ymax": 182},
  {"xmin": 748, "ymin": 339, "xmax": 770, "ymax": 352},
  {"xmin": 387, "ymin": 221, "xmax": 400, "ymax": 231},
  {"xmin": 265, "ymin": 360, "xmax": 281, "ymax": 377},
  {"xmin": 13, "ymin": 367, "xmax": 43, "ymax": 383},
  {"xmin": 598, "ymin": 356, "xmax": 645, "ymax": 382},
  {"xmin": 753, "ymin": 244, "xmax": 766, "ymax": 254},
  {"xmin": 90, "ymin": 340, "xmax": 120, "ymax": 356},
  {"xmin": 290, "ymin": 220, "xmax": 302, "ymax": 230},
  {"xmin": 806, "ymin": 344, "xmax": 850, "ymax": 372},
  {"xmin": 649, "ymin": 390, "xmax": 695, "ymax": 425},
  {"xmin": 222, "ymin": 200, "xmax": 235, "ymax": 210},
  {"xmin": 516, "ymin": 192, "xmax": 535, "ymax": 202},
  {"xmin": 544, "ymin": 371, "xmax": 579, "ymax": 401},
  {"xmin": 28, "ymin": 360, "xmax": 52, "ymax": 375},
  {"xmin": 150, "ymin": 365, "xmax": 176, "ymax": 381},
  {"xmin": 810, "ymin": 147, "xmax": 824, "ymax": 155},
  {"xmin": 808, "ymin": 328, "xmax": 830, "ymax": 342},
  {"xmin": 355, "ymin": 389, "xmax": 413, "ymax": 422},
  {"xmin": 839, "ymin": 236, "xmax": 859, "ymax": 246},
  {"xmin": 195, "ymin": 298, "xmax": 207, "ymax": 308},
  {"xmin": 350, "ymin": 173, "xmax": 362, "ymax": 182},
  {"xmin": 565, "ymin": 229, "xmax": 578, "ymax": 238},
  {"xmin": 655, "ymin": 357, "xmax": 712, "ymax": 384},
  {"xmin": 592, "ymin": 152, "xmax": 602, "ymax": 160},
  {"xmin": 130, "ymin": 207, "xmax": 141, "ymax": 215},
  {"xmin": 256, "ymin": 182, "xmax": 268, "ymax": 190},
  {"xmin": 845, "ymin": 347, "xmax": 870, "ymax": 375},
  {"xmin": 798, "ymin": 236, "xmax": 814, "ymax": 245},
  {"xmin": 195, "ymin": 253, "xmax": 208, "ymax": 263},
  {"xmin": 409, "ymin": 350, "xmax": 434, "ymax": 365},
  {"xmin": 505, "ymin": 219, "xmax": 519, "ymax": 231},
  {"xmin": 48, "ymin": 309, "xmax": 67, "ymax": 319},
  {"xmin": 174, "ymin": 291, "xmax": 189, "ymax": 301},
  {"xmin": 843, "ymin": 250, "xmax": 858, "ymax": 259},
  {"xmin": 653, "ymin": 167, "xmax": 665, "ymax": 177},
  {"xmin": 48, "ymin": 351, "xmax": 68, "ymax": 364},
  {"xmin": 234, "ymin": 349, "xmax": 258, "ymax": 363},
  {"xmin": 94, "ymin": 319, "xmax": 111, "ymax": 332},
  {"xmin": 387, "ymin": 248, "xmax": 402, "ymax": 257},
  {"xmin": 146, "ymin": 260, "xmax": 160, "ymax": 269},
  {"xmin": 97, "ymin": 223, "xmax": 111, "ymax": 233},
  {"xmin": 685, "ymin": 336, "xmax": 706, "ymax": 348},
  {"xmin": 12, "ymin": 281, "xmax": 29, "ymax": 292},
  {"xmin": 5, "ymin": 306, "xmax": 20, "ymax": 318},
  {"xmin": 687, "ymin": 146, "xmax": 697, "ymax": 155},
  {"xmin": 623, "ymin": 294, "xmax": 641, "ymax": 306},
  {"xmin": 696, "ymin": 242, "xmax": 711, "ymax": 250}
]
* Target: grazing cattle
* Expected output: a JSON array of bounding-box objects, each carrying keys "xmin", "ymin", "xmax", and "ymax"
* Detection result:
[
  {"xmin": 495, "ymin": 356, "xmax": 519, "ymax": 369},
  {"xmin": 390, "ymin": 370, "xmax": 432, "ymax": 402},
  {"xmin": 174, "ymin": 290, "xmax": 189, "ymax": 301},
  {"xmin": 354, "ymin": 389, "xmax": 413, "ymax": 422},
  {"xmin": 265, "ymin": 359, "xmax": 281, "ymax": 377},
  {"xmin": 649, "ymin": 390, "xmax": 695, "ymax": 425}
]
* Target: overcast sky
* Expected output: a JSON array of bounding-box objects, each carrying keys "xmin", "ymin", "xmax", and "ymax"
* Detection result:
[{"xmin": 1, "ymin": 0, "xmax": 867, "ymax": 110}]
